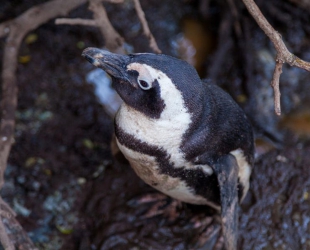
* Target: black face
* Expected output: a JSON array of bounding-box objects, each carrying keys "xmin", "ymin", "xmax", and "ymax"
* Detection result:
[
  {"xmin": 111, "ymin": 70, "xmax": 165, "ymax": 119},
  {"xmin": 82, "ymin": 48, "xmax": 165, "ymax": 118},
  {"xmin": 82, "ymin": 47, "xmax": 204, "ymax": 118}
]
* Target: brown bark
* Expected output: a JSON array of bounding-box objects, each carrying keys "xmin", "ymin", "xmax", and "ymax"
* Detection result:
[
  {"xmin": 0, "ymin": 0, "xmax": 88, "ymax": 248},
  {"xmin": 88, "ymin": 0, "xmax": 124, "ymax": 52},
  {"xmin": 242, "ymin": 0, "xmax": 310, "ymax": 115},
  {"xmin": 133, "ymin": 0, "xmax": 161, "ymax": 53}
]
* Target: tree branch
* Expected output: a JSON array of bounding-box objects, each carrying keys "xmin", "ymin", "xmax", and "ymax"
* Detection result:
[
  {"xmin": 105, "ymin": 0, "xmax": 124, "ymax": 2},
  {"xmin": 88, "ymin": 0, "xmax": 124, "ymax": 52},
  {"xmin": 133, "ymin": 0, "xmax": 161, "ymax": 53},
  {"xmin": 271, "ymin": 62, "xmax": 283, "ymax": 116},
  {"xmin": 242, "ymin": 0, "xmax": 310, "ymax": 115},
  {"xmin": 55, "ymin": 18, "xmax": 97, "ymax": 26},
  {"xmin": 56, "ymin": 0, "xmax": 161, "ymax": 54},
  {"xmin": 0, "ymin": 0, "xmax": 88, "ymax": 248}
]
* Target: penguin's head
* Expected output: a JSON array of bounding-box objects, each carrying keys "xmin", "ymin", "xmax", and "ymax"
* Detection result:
[{"xmin": 82, "ymin": 48, "xmax": 204, "ymax": 119}]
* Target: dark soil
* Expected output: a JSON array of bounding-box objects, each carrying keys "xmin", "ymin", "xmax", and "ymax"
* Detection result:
[{"xmin": 1, "ymin": 0, "xmax": 310, "ymax": 249}]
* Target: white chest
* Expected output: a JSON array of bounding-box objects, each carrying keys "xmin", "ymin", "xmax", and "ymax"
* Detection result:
[
  {"xmin": 115, "ymin": 104, "xmax": 216, "ymax": 207},
  {"xmin": 116, "ymin": 103, "xmax": 190, "ymax": 165}
]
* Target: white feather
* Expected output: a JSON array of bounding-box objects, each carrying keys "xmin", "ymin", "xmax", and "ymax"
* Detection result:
[{"xmin": 230, "ymin": 149, "xmax": 251, "ymax": 201}]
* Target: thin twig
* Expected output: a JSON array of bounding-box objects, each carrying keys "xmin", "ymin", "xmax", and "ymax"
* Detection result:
[
  {"xmin": 55, "ymin": 18, "xmax": 97, "ymax": 26},
  {"xmin": 88, "ymin": 0, "xmax": 124, "ymax": 52},
  {"xmin": 105, "ymin": 0, "xmax": 124, "ymax": 3},
  {"xmin": 271, "ymin": 62, "xmax": 283, "ymax": 116},
  {"xmin": 242, "ymin": 0, "xmax": 310, "ymax": 115},
  {"xmin": 0, "ymin": 0, "xmax": 88, "ymax": 248},
  {"xmin": 133, "ymin": 0, "xmax": 161, "ymax": 53},
  {"xmin": 56, "ymin": 1, "xmax": 125, "ymax": 52}
]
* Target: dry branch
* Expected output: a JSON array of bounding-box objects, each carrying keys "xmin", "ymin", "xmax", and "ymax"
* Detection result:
[
  {"xmin": 0, "ymin": 0, "xmax": 88, "ymax": 248},
  {"xmin": 56, "ymin": 0, "xmax": 125, "ymax": 52},
  {"xmin": 133, "ymin": 0, "xmax": 161, "ymax": 53},
  {"xmin": 105, "ymin": 0, "xmax": 124, "ymax": 3},
  {"xmin": 56, "ymin": 0, "xmax": 161, "ymax": 54},
  {"xmin": 89, "ymin": 0, "xmax": 124, "ymax": 52},
  {"xmin": 55, "ymin": 18, "xmax": 97, "ymax": 26},
  {"xmin": 242, "ymin": 0, "xmax": 310, "ymax": 115},
  {"xmin": 271, "ymin": 62, "xmax": 283, "ymax": 115}
]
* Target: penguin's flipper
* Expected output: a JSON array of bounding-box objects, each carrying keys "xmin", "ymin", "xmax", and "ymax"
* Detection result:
[{"xmin": 214, "ymin": 154, "xmax": 239, "ymax": 250}]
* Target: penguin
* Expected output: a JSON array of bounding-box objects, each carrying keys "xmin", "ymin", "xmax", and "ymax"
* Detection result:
[{"xmin": 82, "ymin": 48, "xmax": 254, "ymax": 250}]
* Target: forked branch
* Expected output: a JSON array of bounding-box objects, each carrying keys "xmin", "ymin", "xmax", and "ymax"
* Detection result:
[
  {"xmin": 56, "ymin": 0, "xmax": 161, "ymax": 53},
  {"xmin": 242, "ymin": 0, "xmax": 310, "ymax": 115}
]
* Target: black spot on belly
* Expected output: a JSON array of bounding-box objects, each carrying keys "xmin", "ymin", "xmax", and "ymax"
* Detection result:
[{"xmin": 115, "ymin": 124, "xmax": 221, "ymax": 205}]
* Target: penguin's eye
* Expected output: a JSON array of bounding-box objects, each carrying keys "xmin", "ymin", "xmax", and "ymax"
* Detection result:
[{"xmin": 138, "ymin": 79, "xmax": 152, "ymax": 90}]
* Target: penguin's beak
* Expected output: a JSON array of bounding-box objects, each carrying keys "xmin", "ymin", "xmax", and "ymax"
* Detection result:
[{"xmin": 82, "ymin": 47, "xmax": 129, "ymax": 80}]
